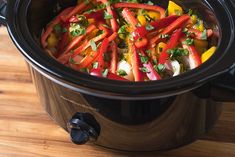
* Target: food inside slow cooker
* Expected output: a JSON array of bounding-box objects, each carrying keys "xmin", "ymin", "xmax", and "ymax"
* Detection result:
[{"xmin": 41, "ymin": 0, "xmax": 218, "ymax": 81}]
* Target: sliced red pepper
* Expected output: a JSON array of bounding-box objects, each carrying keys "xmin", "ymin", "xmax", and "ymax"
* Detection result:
[
  {"xmin": 41, "ymin": 7, "xmax": 74, "ymax": 48},
  {"xmin": 61, "ymin": 1, "xmax": 90, "ymax": 22},
  {"xmin": 158, "ymin": 29, "xmax": 183, "ymax": 64},
  {"xmin": 84, "ymin": 9, "xmax": 105, "ymax": 20},
  {"xmin": 132, "ymin": 45, "xmax": 145, "ymax": 82},
  {"xmin": 109, "ymin": 42, "xmax": 118, "ymax": 73},
  {"xmin": 150, "ymin": 15, "xmax": 190, "ymax": 45},
  {"xmin": 181, "ymin": 40, "xmax": 202, "ymax": 69},
  {"xmin": 135, "ymin": 38, "xmax": 148, "ymax": 49},
  {"xmin": 108, "ymin": 32, "xmax": 118, "ymax": 42},
  {"xmin": 151, "ymin": 15, "xmax": 179, "ymax": 30},
  {"xmin": 122, "ymin": 8, "xmax": 139, "ymax": 29},
  {"xmin": 139, "ymin": 50, "xmax": 161, "ymax": 81},
  {"xmin": 114, "ymin": 2, "xmax": 165, "ymax": 18},
  {"xmin": 98, "ymin": 0, "xmax": 119, "ymax": 32},
  {"xmin": 188, "ymin": 28, "xmax": 213, "ymax": 40},
  {"xmin": 63, "ymin": 24, "xmax": 96, "ymax": 54},
  {"xmin": 72, "ymin": 38, "xmax": 110, "ymax": 69},
  {"xmin": 90, "ymin": 68, "xmax": 103, "ymax": 77},
  {"xmin": 132, "ymin": 26, "xmax": 149, "ymax": 40},
  {"xmin": 107, "ymin": 72, "xmax": 128, "ymax": 81},
  {"xmin": 72, "ymin": 24, "xmax": 109, "ymax": 57},
  {"xmin": 97, "ymin": 38, "xmax": 110, "ymax": 69},
  {"xmin": 132, "ymin": 15, "xmax": 179, "ymax": 40}
]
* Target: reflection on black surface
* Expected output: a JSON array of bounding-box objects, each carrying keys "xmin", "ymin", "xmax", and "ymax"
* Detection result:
[{"xmin": 82, "ymin": 95, "xmax": 175, "ymax": 125}]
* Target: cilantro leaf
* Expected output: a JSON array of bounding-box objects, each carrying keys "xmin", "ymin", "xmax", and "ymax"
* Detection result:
[
  {"xmin": 90, "ymin": 40, "xmax": 97, "ymax": 51},
  {"xmin": 117, "ymin": 69, "xmax": 127, "ymax": 76}
]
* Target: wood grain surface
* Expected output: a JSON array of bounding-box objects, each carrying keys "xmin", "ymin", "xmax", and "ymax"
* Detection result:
[{"xmin": 0, "ymin": 27, "xmax": 235, "ymax": 157}]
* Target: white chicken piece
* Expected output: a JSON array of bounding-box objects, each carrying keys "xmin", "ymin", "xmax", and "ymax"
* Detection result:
[{"xmin": 117, "ymin": 60, "xmax": 134, "ymax": 81}]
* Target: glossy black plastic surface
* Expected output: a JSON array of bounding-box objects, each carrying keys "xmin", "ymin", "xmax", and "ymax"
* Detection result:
[
  {"xmin": 0, "ymin": 0, "xmax": 6, "ymax": 25},
  {"xmin": 3, "ymin": 0, "xmax": 235, "ymax": 100}
]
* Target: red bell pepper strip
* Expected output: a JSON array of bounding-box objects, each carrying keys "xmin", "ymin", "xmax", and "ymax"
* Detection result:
[
  {"xmin": 61, "ymin": 1, "xmax": 90, "ymax": 22},
  {"xmin": 113, "ymin": 2, "xmax": 165, "ymax": 18},
  {"xmin": 150, "ymin": 15, "xmax": 190, "ymax": 45},
  {"xmin": 98, "ymin": 0, "xmax": 119, "ymax": 32},
  {"xmin": 122, "ymin": 8, "xmax": 139, "ymax": 29},
  {"xmin": 63, "ymin": 24, "xmax": 97, "ymax": 54},
  {"xmin": 72, "ymin": 38, "xmax": 110, "ymax": 69},
  {"xmin": 57, "ymin": 53, "xmax": 71, "ymax": 64},
  {"xmin": 158, "ymin": 29, "xmax": 183, "ymax": 64},
  {"xmin": 188, "ymin": 28, "xmax": 213, "ymax": 40},
  {"xmin": 41, "ymin": 7, "xmax": 74, "ymax": 48},
  {"xmin": 132, "ymin": 45, "xmax": 145, "ymax": 82},
  {"xmin": 72, "ymin": 24, "xmax": 109, "ymax": 57},
  {"xmin": 109, "ymin": 42, "xmax": 118, "ymax": 73},
  {"xmin": 90, "ymin": 68, "xmax": 103, "ymax": 77},
  {"xmin": 97, "ymin": 38, "xmax": 110, "ymax": 69},
  {"xmin": 135, "ymin": 38, "xmax": 148, "ymax": 49},
  {"xmin": 151, "ymin": 15, "xmax": 179, "ymax": 30},
  {"xmin": 132, "ymin": 26, "xmax": 149, "ymax": 40},
  {"xmin": 84, "ymin": 9, "xmax": 105, "ymax": 20},
  {"xmin": 139, "ymin": 50, "xmax": 161, "ymax": 80},
  {"xmin": 132, "ymin": 15, "xmax": 179, "ymax": 40},
  {"xmin": 107, "ymin": 72, "xmax": 128, "ymax": 81},
  {"xmin": 181, "ymin": 40, "xmax": 202, "ymax": 69},
  {"xmin": 108, "ymin": 32, "xmax": 118, "ymax": 42}
]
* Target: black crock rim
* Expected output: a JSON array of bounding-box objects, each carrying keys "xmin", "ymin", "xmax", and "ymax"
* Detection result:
[{"xmin": 5, "ymin": 0, "xmax": 235, "ymax": 99}]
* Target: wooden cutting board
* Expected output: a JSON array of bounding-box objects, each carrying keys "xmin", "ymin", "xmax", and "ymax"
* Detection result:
[{"xmin": 0, "ymin": 27, "xmax": 235, "ymax": 157}]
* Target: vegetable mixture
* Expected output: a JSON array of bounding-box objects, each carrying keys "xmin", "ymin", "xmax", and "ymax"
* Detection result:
[{"xmin": 41, "ymin": 0, "xmax": 217, "ymax": 81}]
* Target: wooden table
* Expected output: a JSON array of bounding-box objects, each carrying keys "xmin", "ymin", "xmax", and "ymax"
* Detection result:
[{"xmin": 0, "ymin": 27, "xmax": 235, "ymax": 157}]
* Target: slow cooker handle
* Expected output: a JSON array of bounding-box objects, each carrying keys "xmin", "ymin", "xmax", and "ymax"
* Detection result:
[{"xmin": 0, "ymin": 0, "xmax": 6, "ymax": 26}]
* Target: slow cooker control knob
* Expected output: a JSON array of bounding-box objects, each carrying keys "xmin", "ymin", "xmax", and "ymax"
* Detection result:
[{"xmin": 67, "ymin": 113, "xmax": 100, "ymax": 145}]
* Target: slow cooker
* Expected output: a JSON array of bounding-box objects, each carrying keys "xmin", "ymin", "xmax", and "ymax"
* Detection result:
[{"xmin": 0, "ymin": 0, "xmax": 235, "ymax": 151}]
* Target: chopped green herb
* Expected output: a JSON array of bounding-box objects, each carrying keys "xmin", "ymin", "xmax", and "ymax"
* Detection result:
[
  {"xmin": 118, "ymin": 25, "xmax": 127, "ymax": 34},
  {"xmin": 139, "ymin": 67, "xmax": 150, "ymax": 73},
  {"xmin": 119, "ymin": 53, "xmax": 126, "ymax": 61},
  {"xmin": 160, "ymin": 34, "xmax": 170, "ymax": 39},
  {"xmin": 153, "ymin": 59, "xmax": 158, "ymax": 65},
  {"xmin": 102, "ymin": 69, "xmax": 109, "ymax": 78},
  {"xmin": 147, "ymin": 1, "xmax": 154, "ymax": 5},
  {"xmin": 201, "ymin": 29, "xmax": 207, "ymax": 40},
  {"xmin": 140, "ymin": 55, "xmax": 149, "ymax": 64},
  {"xmin": 165, "ymin": 9, "xmax": 169, "ymax": 17},
  {"xmin": 146, "ymin": 49, "xmax": 151, "ymax": 55},
  {"xmin": 117, "ymin": 69, "xmax": 127, "ymax": 76},
  {"xmin": 157, "ymin": 64, "xmax": 165, "ymax": 71},
  {"xmin": 183, "ymin": 38, "xmax": 194, "ymax": 45},
  {"xmin": 167, "ymin": 48, "xmax": 189, "ymax": 58},
  {"xmin": 84, "ymin": 0, "xmax": 89, "ymax": 5},
  {"xmin": 70, "ymin": 23, "xmax": 86, "ymax": 37},
  {"xmin": 54, "ymin": 24, "xmax": 62, "ymax": 33},
  {"xmin": 188, "ymin": 9, "xmax": 193, "ymax": 16},
  {"xmin": 90, "ymin": 40, "xmax": 97, "ymax": 51},
  {"xmin": 159, "ymin": 47, "xmax": 163, "ymax": 52},
  {"xmin": 69, "ymin": 57, "xmax": 76, "ymax": 64},
  {"xmin": 92, "ymin": 62, "xmax": 99, "ymax": 69},
  {"xmin": 175, "ymin": 10, "xmax": 183, "ymax": 16},
  {"xmin": 104, "ymin": 11, "xmax": 113, "ymax": 19},
  {"xmin": 62, "ymin": 28, "xmax": 67, "ymax": 33},
  {"xmin": 146, "ymin": 24, "xmax": 154, "ymax": 31}
]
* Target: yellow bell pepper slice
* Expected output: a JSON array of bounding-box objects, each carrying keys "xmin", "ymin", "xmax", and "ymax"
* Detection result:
[
  {"xmin": 137, "ymin": 15, "xmax": 147, "ymax": 26},
  {"xmin": 147, "ymin": 11, "xmax": 161, "ymax": 21},
  {"xmin": 168, "ymin": 1, "xmax": 183, "ymax": 16},
  {"xmin": 201, "ymin": 46, "xmax": 217, "ymax": 63},
  {"xmin": 47, "ymin": 33, "xmax": 58, "ymax": 47},
  {"xmin": 156, "ymin": 42, "xmax": 167, "ymax": 54}
]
